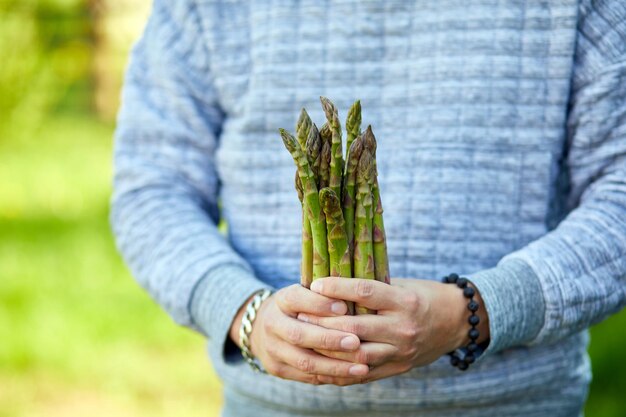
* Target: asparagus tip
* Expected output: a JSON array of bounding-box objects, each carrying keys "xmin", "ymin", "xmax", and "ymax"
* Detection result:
[
  {"xmin": 279, "ymin": 128, "xmax": 298, "ymax": 152},
  {"xmin": 362, "ymin": 125, "xmax": 377, "ymax": 155}
]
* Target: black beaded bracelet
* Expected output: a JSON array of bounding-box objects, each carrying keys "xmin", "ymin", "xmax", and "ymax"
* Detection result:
[{"xmin": 442, "ymin": 273, "xmax": 485, "ymax": 371}]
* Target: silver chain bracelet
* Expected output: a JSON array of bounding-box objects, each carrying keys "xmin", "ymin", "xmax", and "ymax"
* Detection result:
[{"xmin": 239, "ymin": 289, "xmax": 273, "ymax": 373}]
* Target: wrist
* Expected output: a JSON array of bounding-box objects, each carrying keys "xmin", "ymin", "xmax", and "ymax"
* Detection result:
[
  {"xmin": 442, "ymin": 274, "xmax": 490, "ymax": 370},
  {"xmin": 442, "ymin": 282, "xmax": 490, "ymax": 351}
]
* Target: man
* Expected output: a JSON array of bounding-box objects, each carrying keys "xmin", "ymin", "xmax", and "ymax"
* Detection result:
[{"xmin": 112, "ymin": 1, "xmax": 626, "ymax": 416}]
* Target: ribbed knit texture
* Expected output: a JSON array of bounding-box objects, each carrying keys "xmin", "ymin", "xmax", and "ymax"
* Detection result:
[{"xmin": 111, "ymin": 1, "xmax": 626, "ymax": 415}]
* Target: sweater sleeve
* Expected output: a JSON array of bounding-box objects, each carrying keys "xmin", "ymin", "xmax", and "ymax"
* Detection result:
[
  {"xmin": 470, "ymin": 0, "xmax": 626, "ymax": 355},
  {"xmin": 110, "ymin": 0, "xmax": 270, "ymax": 357}
]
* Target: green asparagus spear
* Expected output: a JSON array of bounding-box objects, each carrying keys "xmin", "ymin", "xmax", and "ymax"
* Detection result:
[
  {"xmin": 296, "ymin": 108, "xmax": 313, "ymax": 149},
  {"xmin": 295, "ymin": 111, "xmax": 315, "ymax": 287},
  {"xmin": 295, "ymin": 173, "xmax": 313, "ymax": 288},
  {"xmin": 319, "ymin": 122, "xmax": 332, "ymax": 147},
  {"xmin": 354, "ymin": 149, "xmax": 376, "ymax": 315},
  {"xmin": 320, "ymin": 97, "xmax": 344, "ymax": 198},
  {"xmin": 320, "ymin": 187, "xmax": 354, "ymax": 315},
  {"xmin": 295, "ymin": 172, "xmax": 304, "ymax": 203},
  {"xmin": 318, "ymin": 140, "xmax": 331, "ymax": 189},
  {"xmin": 306, "ymin": 123, "xmax": 321, "ymax": 182},
  {"xmin": 362, "ymin": 126, "xmax": 390, "ymax": 284},
  {"xmin": 344, "ymin": 100, "xmax": 361, "ymax": 166},
  {"xmin": 372, "ymin": 180, "xmax": 389, "ymax": 285},
  {"xmin": 280, "ymin": 129, "xmax": 330, "ymax": 280},
  {"xmin": 320, "ymin": 188, "xmax": 352, "ymax": 278},
  {"xmin": 342, "ymin": 135, "xmax": 364, "ymax": 273}
]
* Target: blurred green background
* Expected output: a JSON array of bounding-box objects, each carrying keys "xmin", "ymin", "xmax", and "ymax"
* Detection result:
[{"xmin": 0, "ymin": 1, "xmax": 624, "ymax": 416}]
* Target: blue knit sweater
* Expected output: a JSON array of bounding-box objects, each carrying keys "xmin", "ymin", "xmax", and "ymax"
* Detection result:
[{"xmin": 112, "ymin": 1, "xmax": 626, "ymax": 416}]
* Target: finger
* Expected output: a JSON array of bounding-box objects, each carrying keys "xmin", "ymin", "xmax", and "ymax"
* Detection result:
[
  {"xmin": 273, "ymin": 340, "xmax": 369, "ymax": 378},
  {"xmin": 264, "ymin": 360, "xmax": 324, "ymax": 385},
  {"xmin": 310, "ymin": 278, "xmax": 403, "ymax": 311},
  {"xmin": 273, "ymin": 316, "xmax": 360, "ymax": 352},
  {"xmin": 317, "ymin": 361, "xmax": 410, "ymax": 386},
  {"xmin": 315, "ymin": 342, "xmax": 399, "ymax": 367},
  {"xmin": 274, "ymin": 284, "xmax": 348, "ymax": 317},
  {"xmin": 297, "ymin": 312, "xmax": 397, "ymax": 344}
]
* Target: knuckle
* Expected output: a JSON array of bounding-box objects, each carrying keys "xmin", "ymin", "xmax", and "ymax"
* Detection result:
[
  {"xmin": 356, "ymin": 349, "xmax": 370, "ymax": 365},
  {"xmin": 403, "ymin": 292, "xmax": 421, "ymax": 312},
  {"xmin": 403, "ymin": 344, "xmax": 418, "ymax": 360},
  {"xmin": 319, "ymin": 332, "xmax": 334, "ymax": 350},
  {"xmin": 355, "ymin": 280, "xmax": 375, "ymax": 299},
  {"xmin": 308, "ymin": 376, "xmax": 321, "ymax": 385},
  {"xmin": 283, "ymin": 285, "xmax": 300, "ymax": 306},
  {"xmin": 265, "ymin": 342, "xmax": 279, "ymax": 359},
  {"xmin": 286, "ymin": 325, "xmax": 304, "ymax": 345},
  {"xmin": 399, "ymin": 322, "xmax": 419, "ymax": 340},
  {"xmin": 262, "ymin": 317, "xmax": 274, "ymax": 334},
  {"xmin": 347, "ymin": 320, "xmax": 362, "ymax": 335},
  {"xmin": 296, "ymin": 356, "xmax": 315, "ymax": 373}
]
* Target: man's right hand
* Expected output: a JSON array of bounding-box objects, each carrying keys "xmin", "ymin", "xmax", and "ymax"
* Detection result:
[{"xmin": 229, "ymin": 284, "xmax": 370, "ymax": 384}]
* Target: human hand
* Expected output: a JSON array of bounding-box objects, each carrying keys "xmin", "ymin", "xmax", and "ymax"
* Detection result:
[
  {"xmin": 228, "ymin": 284, "xmax": 370, "ymax": 384},
  {"xmin": 296, "ymin": 277, "xmax": 489, "ymax": 385}
]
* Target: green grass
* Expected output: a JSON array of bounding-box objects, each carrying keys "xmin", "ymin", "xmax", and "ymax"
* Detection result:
[{"xmin": 0, "ymin": 114, "xmax": 624, "ymax": 416}]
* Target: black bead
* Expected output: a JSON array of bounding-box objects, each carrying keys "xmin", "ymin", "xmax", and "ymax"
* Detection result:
[
  {"xmin": 457, "ymin": 361, "xmax": 469, "ymax": 371},
  {"xmin": 464, "ymin": 354, "xmax": 475, "ymax": 364},
  {"xmin": 467, "ymin": 342, "xmax": 479, "ymax": 352},
  {"xmin": 456, "ymin": 277, "xmax": 468, "ymax": 288},
  {"xmin": 468, "ymin": 315, "xmax": 480, "ymax": 326},
  {"xmin": 447, "ymin": 273, "xmax": 459, "ymax": 283},
  {"xmin": 450, "ymin": 355, "xmax": 460, "ymax": 367},
  {"xmin": 467, "ymin": 300, "xmax": 479, "ymax": 312},
  {"xmin": 468, "ymin": 328, "xmax": 480, "ymax": 340},
  {"xmin": 463, "ymin": 287, "xmax": 475, "ymax": 298}
]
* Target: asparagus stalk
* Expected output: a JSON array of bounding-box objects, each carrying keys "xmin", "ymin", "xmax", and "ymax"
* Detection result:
[
  {"xmin": 320, "ymin": 97, "xmax": 344, "ymax": 199},
  {"xmin": 344, "ymin": 100, "xmax": 362, "ymax": 167},
  {"xmin": 342, "ymin": 135, "xmax": 364, "ymax": 274},
  {"xmin": 361, "ymin": 126, "xmax": 389, "ymax": 284},
  {"xmin": 319, "ymin": 187, "xmax": 352, "ymax": 278},
  {"xmin": 354, "ymin": 149, "xmax": 376, "ymax": 315},
  {"xmin": 295, "ymin": 173, "xmax": 313, "ymax": 288},
  {"xmin": 318, "ymin": 140, "xmax": 331, "ymax": 189},
  {"xmin": 320, "ymin": 187, "xmax": 355, "ymax": 315},
  {"xmin": 295, "ymin": 110, "xmax": 315, "ymax": 287},
  {"xmin": 280, "ymin": 129, "xmax": 330, "ymax": 280}
]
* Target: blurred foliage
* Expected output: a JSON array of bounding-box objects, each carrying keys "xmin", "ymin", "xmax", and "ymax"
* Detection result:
[
  {"xmin": 0, "ymin": 116, "xmax": 222, "ymax": 417},
  {"xmin": 0, "ymin": 0, "xmax": 624, "ymax": 416},
  {"xmin": 0, "ymin": 0, "xmax": 93, "ymax": 140},
  {"xmin": 0, "ymin": 1, "xmax": 223, "ymax": 416}
]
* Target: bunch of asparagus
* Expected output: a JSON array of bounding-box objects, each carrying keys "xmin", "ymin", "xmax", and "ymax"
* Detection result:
[{"xmin": 279, "ymin": 97, "xmax": 389, "ymax": 315}]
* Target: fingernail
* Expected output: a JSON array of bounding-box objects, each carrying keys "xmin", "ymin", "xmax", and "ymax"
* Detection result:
[
  {"xmin": 310, "ymin": 281, "xmax": 323, "ymax": 293},
  {"xmin": 349, "ymin": 364, "xmax": 369, "ymax": 376},
  {"xmin": 331, "ymin": 301, "xmax": 346, "ymax": 314},
  {"xmin": 297, "ymin": 313, "xmax": 309, "ymax": 323},
  {"xmin": 340, "ymin": 336, "xmax": 358, "ymax": 350}
]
